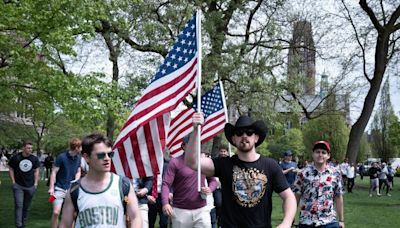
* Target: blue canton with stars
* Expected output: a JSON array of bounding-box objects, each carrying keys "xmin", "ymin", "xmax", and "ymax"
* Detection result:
[
  {"xmin": 192, "ymin": 84, "xmax": 224, "ymax": 119},
  {"xmin": 151, "ymin": 14, "xmax": 197, "ymax": 83}
]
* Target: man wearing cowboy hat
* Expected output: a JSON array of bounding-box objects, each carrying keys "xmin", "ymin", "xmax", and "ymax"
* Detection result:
[
  {"xmin": 185, "ymin": 113, "xmax": 296, "ymax": 228},
  {"xmin": 292, "ymin": 141, "xmax": 345, "ymax": 228}
]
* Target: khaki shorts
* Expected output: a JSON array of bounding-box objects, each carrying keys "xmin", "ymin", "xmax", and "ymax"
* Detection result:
[{"xmin": 53, "ymin": 187, "xmax": 67, "ymax": 205}]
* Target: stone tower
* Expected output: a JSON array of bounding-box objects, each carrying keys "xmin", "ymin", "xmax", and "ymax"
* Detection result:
[{"xmin": 287, "ymin": 21, "xmax": 316, "ymax": 95}]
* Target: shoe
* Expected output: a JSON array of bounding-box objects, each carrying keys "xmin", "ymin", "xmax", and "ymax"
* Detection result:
[
  {"xmin": 387, "ymin": 193, "xmax": 391, "ymax": 197},
  {"xmin": 369, "ymin": 194, "xmax": 372, "ymax": 197},
  {"xmin": 377, "ymin": 193, "xmax": 381, "ymax": 196}
]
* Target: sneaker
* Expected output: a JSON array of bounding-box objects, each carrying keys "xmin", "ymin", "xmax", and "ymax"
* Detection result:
[
  {"xmin": 387, "ymin": 193, "xmax": 391, "ymax": 197},
  {"xmin": 377, "ymin": 193, "xmax": 381, "ymax": 196},
  {"xmin": 369, "ymin": 194, "xmax": 372, "ymax": 197}
]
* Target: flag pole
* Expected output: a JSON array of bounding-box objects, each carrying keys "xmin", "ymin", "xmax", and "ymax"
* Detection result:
[
  {"xmin": 219, "ymin": 80, "xmax": 232, "ymax": 156},
  {"xmin": 196, "ymin": 9, "xmax": 202, "ymax": 192}
]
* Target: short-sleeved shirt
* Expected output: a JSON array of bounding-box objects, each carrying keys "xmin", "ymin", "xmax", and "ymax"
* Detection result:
[
  {"xmin": 55, "ymin": 151, "xmax": 81, "ymax": 190},
  {"xmin": 292, "ymin": 165, "xmax": 343, "ymax": 226},
  {"xmin": 280, "ymin": 161, "xmax": 298, "ymax": 185},
  {"xmin": 213, "ymin": 155, "xmax": 289, "ymax": 228},
  {"xmin": 8, "ymin": 152, "xmax": 40, "ymax": 187}
]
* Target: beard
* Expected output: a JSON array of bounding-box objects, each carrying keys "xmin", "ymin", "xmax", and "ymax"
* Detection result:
[{"xmin": 236, "ymin": 139, "xmax": 254, "ymax": 153}]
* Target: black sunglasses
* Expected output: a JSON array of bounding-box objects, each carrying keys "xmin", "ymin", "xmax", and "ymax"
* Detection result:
[
  {"xmin": 97, "ymin": 151, "xmax": 115, "ymax": 160},
  {"xmin": 234, "ymin": 128, "xmax": 255, "ymax": 137}
]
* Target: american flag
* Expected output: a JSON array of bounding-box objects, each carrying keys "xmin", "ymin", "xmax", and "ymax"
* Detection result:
[
  {"xmin": 112, "ymin": 13, "xmax": 199, "ymax": 178},
  {"xmin": 167, "ymin": 82, "xmax": 228, "ymax": 157}
]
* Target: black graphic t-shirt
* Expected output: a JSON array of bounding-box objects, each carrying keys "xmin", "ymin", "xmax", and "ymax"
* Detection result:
[
  {"xmin": 213, "ymin": 155, "xmax": 289, "ymax": 228},
  {"xmin": 8, "ymin": 152, "xmax": 40, "ymax": 187}
]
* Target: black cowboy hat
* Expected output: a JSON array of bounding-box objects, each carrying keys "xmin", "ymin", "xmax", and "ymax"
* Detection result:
[{"xmin": 224, "ymin": 116, "xmax": 267, "ymax": 148}]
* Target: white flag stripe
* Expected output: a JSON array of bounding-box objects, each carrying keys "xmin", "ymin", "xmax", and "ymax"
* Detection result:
[
  {"xmin": 169, "ymin": 109, "xmax": 193, "ymax": 134},
  {"xmin": 136, "ymin": 127, "xmax": 153, "ymax": 176},
  {"xmin": 201, "ymin": 114, "xmax": 226, "ymax": 139},
  {"xmin": 112, "ymin": 149, "xmax": 125, "ymax": 176},
  {"xmin": 167, "ymin": 116, "xmax": 193, "ymax": 146},
  {"xmin": 123, "ymin": 137, "xmax": 140, "ymax": 178}
]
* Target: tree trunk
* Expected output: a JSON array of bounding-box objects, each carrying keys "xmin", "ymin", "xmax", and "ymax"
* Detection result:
[{"xmin": 346, "ymin": 31, "xmax": 390, "ymax": 164}]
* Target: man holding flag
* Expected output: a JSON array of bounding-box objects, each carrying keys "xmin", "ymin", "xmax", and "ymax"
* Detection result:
[{"xmin": 185, "ymin": 113, "xmax": 297, "ymax": 228}]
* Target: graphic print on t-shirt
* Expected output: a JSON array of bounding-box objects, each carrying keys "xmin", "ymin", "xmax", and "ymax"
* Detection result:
[
  {"xmin": 232, "ymin": 165, "xmax": 267, "ymax": 207},
  {"xmin": 19, "ymin": 159, "xmax": 33, "ymax": 172}
]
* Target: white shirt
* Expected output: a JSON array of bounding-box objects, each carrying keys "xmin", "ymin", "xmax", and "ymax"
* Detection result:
[
  {"xmin": 346, "ymin": 166, "xmax": 355, "ymax": 178},
  {"xmin": 75, "ymin": 173, "xmax": 125, "ymax": 228}
]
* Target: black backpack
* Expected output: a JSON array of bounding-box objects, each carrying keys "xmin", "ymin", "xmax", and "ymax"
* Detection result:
[{"xmin": 70, "ymin": 176, "xmax": 131, "ymax": 214}]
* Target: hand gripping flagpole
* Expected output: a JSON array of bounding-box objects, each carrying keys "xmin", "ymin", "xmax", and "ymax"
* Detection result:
[{"xmin": 196, "ymin": 9, "xmax": 202, "ymax": 192}]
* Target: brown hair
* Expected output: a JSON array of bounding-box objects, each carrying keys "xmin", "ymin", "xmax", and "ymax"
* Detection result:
[
  {"xmin": 69, "ymin": 138, "xmax": 82, "ymax": 150},
  {"xmin": 81, "ymin": 133, "xmax": 112, "ymax": 156},
  {"xmin": 23, "ymin": 140, "xmax": 33, "ymax": 147}
]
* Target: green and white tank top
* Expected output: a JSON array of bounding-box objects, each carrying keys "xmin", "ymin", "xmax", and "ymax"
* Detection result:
[{"xmin": 75, "ymin": 173, "xmax": 125, "ymax": 228}]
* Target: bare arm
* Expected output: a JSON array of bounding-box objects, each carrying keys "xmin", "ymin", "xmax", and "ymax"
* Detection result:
[
  {"xmin": 34, "ymin": 168, "xmax": 39, "ymax": 187},
  {"xmin": 335, "ymin": 195, "xmax": 345, "ymax": 228},
  {"xmin": 59, "ymin": 190, "xmax": 75, "ymax": 228},
  {"xmin": 277, "ymin": 188, "xmax": 297, "ymax": 228},
  {"xmin": 48, "ymin": 166, "xmax": 60, "ymax": 195},
  {"xmin": 126, "ymin": 185, "xmax": 143, "ymax": 228},
  {"xmin": 75, "ymin": 167, "xmax": 81, "ymax": 180},
  {"xmin": 8, "ymin": 167, "xmax": 15, "ymax": 184},
  {"xmin": 184, "ymin": 113, "xmax": 216, "ymax": 177}
]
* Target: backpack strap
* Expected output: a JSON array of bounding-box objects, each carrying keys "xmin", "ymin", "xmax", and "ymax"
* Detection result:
[
  {"xmin": 70, "ymin": 180, "xmax": 81, "ymax": 213},
  {"xmin": 119, "ymin": 176, "xmax": 131, "ymax": 214}
]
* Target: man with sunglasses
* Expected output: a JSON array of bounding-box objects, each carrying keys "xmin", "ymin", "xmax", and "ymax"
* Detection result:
[
  {"xmin": 48, "ymin": 138, "xmax": 82, "ymax": 228},
  {"xmin": 292, "ymin": 141, "xmax": 344, "ymax": 228},
  {"xmin": 185, "ymin": 114, "xmax": 296, "ymax": 228},
  {"xmin": 60, "ymin": 133, "xmax": 142, "ymax": 228}
]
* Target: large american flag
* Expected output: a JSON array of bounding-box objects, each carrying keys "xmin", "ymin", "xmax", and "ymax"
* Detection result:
[
  {"xmin": 167, "ymin": 82, "xmax": 228, "ymax": 157},
  {"xmin": 112, "ymin": 13, "xmax": 199, "ymax": 178}
]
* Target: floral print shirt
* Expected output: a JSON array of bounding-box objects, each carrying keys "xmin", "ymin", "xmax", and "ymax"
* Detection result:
[{"xmin": 293, "ymin": 164, "xmax": 343, "ymax": 226}]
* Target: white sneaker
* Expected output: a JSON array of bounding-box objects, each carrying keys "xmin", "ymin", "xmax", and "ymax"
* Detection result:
[
  {"xmin": 377, "ymin": 193, "xmax": 381, "ymax": 196},
  {"xmin": 369, "ymin": 194, "xmax": 372, "ymax": 197},
  {"xmin": 387, "ymin": 193, "xmax": 391, "ymax": 197}
]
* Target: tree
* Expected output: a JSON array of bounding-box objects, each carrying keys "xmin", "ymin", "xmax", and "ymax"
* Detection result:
[
  {"xmin": 302, "ymin": 113, "xmax": 349, "ymax": 161},
  {"xmin": 340, "ymin": 1, "xmax": 400, "ymax": 163},
  {"xmin": 370, "ymin": 78, "xmax": 399, "ymax": 161},
  {"xmin": 267, "ymin": 128, "xmax": 305, "ymax": 160}
]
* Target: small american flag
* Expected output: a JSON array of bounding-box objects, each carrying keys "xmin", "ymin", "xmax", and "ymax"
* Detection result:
[
  {"xmin": 167, "ymin": 82, "xmax": 228, "ymax": 157},
  {"xmin": 112, "ymin": 12, "xmax": 200, "ymax": 178}
]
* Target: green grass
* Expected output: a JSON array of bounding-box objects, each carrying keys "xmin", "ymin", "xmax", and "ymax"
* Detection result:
[{"xmin": 1, "ymin": 171, "xmax": 399, "ymax": 227}]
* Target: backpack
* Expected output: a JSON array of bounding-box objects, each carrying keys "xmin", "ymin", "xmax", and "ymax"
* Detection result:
[{"xmin": 70, "ymin": 175, "xmax": 131, "ymax": 214}]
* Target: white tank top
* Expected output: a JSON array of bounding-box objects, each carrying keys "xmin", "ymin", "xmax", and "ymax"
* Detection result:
[{"xmin": 75, "ymin": 173, "xmax": 125, "ymax": 228}]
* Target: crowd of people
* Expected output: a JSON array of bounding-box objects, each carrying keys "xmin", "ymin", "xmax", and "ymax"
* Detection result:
[{"xmin": 5, "ymin": 113, "xmax": 399, "ymax": 228}]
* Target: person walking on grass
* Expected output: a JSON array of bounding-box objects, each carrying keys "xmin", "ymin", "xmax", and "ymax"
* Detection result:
[
  {"xmin": 8, "ymin": 140, "xmax": 40, "ymax": 228},
  {"xmin": 185, "ymin": 113, "xmax": 296, "ymax": 228},
  {"xmin": 48, "ymin": 138, "xmax": 82, "ymax": 228},
  {"xmin": 59, "ymin": 133, "xmax": 142, "ymax": 228},
  {"xmin": 368, "ymin": 162, "xmax": 381, "ymax": 197},
  {"xmin": 346, "ymin": 163, "xmax": 356, "ymax": 193},
  {"xmin": 378, "ymin": 162, "xmax": 391, "ymax": 196},
  {"xmin": 293, "ymin": 141, "xmax": 345, "ymax": 228}
]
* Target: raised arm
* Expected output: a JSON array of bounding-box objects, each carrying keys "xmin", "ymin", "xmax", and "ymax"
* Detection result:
[{"xmin": 184, "ymin": 112, "xmax": 215, "ymax": 177}]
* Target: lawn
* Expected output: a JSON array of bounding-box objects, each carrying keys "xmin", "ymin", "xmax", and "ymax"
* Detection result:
[{"xmin": 0, "ymin": 171, "xmax": 399, "ymax": 227}]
